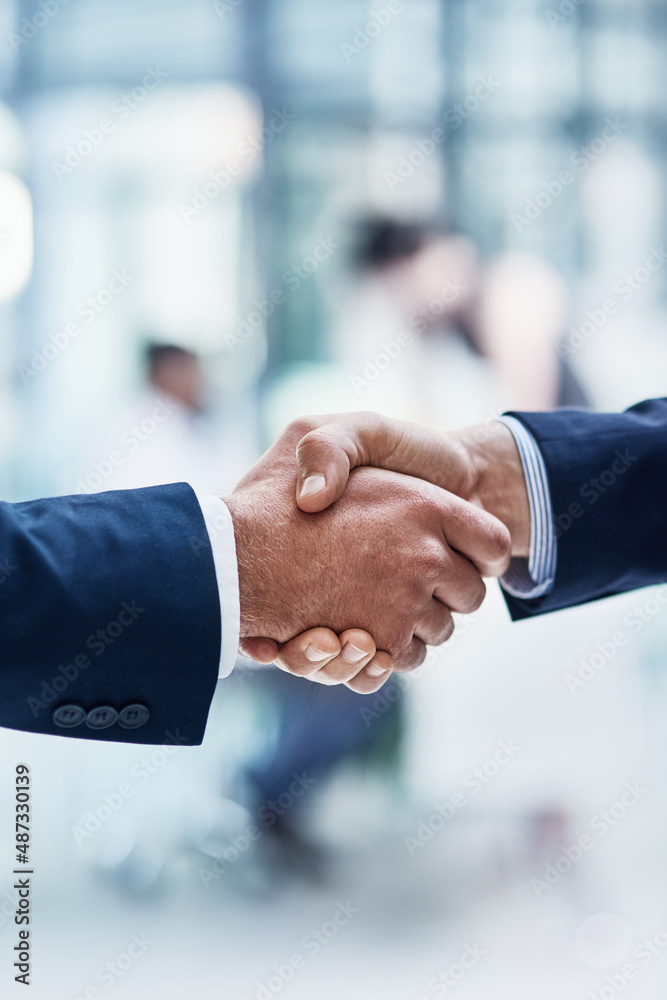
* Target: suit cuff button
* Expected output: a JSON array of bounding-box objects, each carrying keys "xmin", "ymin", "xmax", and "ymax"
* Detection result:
[
  {"xmin": 85, "ymin": 706, "xmax": 118, "ymax": 730},
  {"xmin": 53, "ymin": 704, "xmax": 86, "ymax": 729},
  {"xmin": 118, "ymin": 704, "xmax": 150, "ymax": 729}
]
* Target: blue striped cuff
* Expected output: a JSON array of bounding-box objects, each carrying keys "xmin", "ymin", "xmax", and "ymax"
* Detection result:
[{"xmin": 497, "ymin": 415, "xmax": 556, "ymax": 600}]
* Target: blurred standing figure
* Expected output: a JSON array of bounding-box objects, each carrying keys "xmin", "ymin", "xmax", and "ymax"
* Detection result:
[
  {"xmin": 148, "ymin": 342, "xmax": 204, "ymax": 415},
  {"xmin": 329, "ymin": 218, "xmax": 594, "ymax": 871},
  {"xmin": 341, "ymin": 219, "xmax": 587, "ymax": 425},
  {"xmin": 100, "ymin": 341, "xmax": 253, "ymax": 495}
]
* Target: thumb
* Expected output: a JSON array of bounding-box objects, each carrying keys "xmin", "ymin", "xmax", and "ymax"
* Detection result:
[
  {"xmin": 294, "ymin": 431, "xmax": 351, "ymax": 512},
  {"xmin": 295, "ymin": 411, "xmax": 475, "ymax": 512},
  {"xmin": 295, "ymin": 412, "xmax": 394, "ymax": 512},
  {"xmin": 238, "ymin": 638, "xmax": 279, "ymax": 663}
]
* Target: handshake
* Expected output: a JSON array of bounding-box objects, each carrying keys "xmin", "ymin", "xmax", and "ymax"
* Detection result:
[{"xmin": 226, "ymin": 411, "xmax": 531, "ymax": 694}]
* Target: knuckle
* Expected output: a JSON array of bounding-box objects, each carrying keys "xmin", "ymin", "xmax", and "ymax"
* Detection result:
[
  {"xmin": 350, "ymin": 409, "xmax": 382, "ymax": 424},
  {"xmin": 423, "ymin": 613, "xmax": 454, "ymax": 648},
  {"xmin": 386, "ymin": 624, "xmax": 412, "ymax": 661},
  {"xmin": 295, "ymin": 425, "xmax": 346, "ymax": 470},
  {"xmin": 486, "ymin": 518, "xmax": 511, "ymax": 563},
  {"xmin": 286, "ymin": 416, "xmax": 320, "ymax": 440},
  {"xmin": 419, "ymin": 539, "xmax": 447, "ymax": 579},
  {"xmin": 461, "ymin": 577, "xmax": 486, "ymax": 613},
  {"xmin": 408, "ymin": 642, "xmax": 428, "ymax": 669},
  {"xmin": 440, "ymin": 616, "xmax": 455, "ymax": 643},
  {"xmin": 393, "ymin": 638, "xmax": 426, "ymax": 672}
]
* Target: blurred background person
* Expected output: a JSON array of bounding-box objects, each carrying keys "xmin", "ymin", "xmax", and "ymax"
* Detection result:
[
  {"xmin": 349, "ymin": 216, "xmax": 588, "ymax": 419},
  {"xmin": 78, "ymin": 340, "xmax": 255, "ymax": 495}
]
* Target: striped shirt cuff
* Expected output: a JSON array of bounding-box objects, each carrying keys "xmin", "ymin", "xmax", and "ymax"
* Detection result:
[{"xmin": 497, "ymin": 415, "xmax": 556, "ymax": 600}]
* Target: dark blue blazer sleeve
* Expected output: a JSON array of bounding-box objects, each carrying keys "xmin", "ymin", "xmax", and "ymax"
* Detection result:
[
  {"xmin": 502, "ymin": 398, "xmax": 667, "ymax": 620},
  {"xmin": 0, "ymin": 483, "xmax": 222, "ymax": 744}
]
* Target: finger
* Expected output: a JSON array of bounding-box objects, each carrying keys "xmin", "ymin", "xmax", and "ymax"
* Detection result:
[
  {"xmin": 413, "ymin": 599, "xmax": 455, "ymax": 647},
  {"xmin": 238, "ymin": 637, "xmax": 280, "ymax": 664},
  {"xmin": 295, "ymin": 412, "xmax": 474, "ymax": 512},
  {"xmin": 432, "ymin": 549, "xmax": 487, "ymax": 614},
  {"xmin": 310, "ymin": 628, "xmax": 378, "ymax": 684},
  {"xmin": 430, "ymin": 490, "xmax": 511, "ymax": 576},
  {"xmin": 344, "ymin": 651, "xmax": 394, "ymax": 694},
  {"xmin": 392, "ymin": 635, "xmax": 428, "ymax": 673},
  {"xmin": 273, "ymin": 627, "xmax": 343, "ymax": 677}
]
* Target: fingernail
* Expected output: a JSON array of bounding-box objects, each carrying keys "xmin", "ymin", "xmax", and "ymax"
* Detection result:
[
  {"xmin": 305, "ymin": 645, "xmax": 330, "ymax": 663},
  {"xmin": 300, "ymin": 474, "xmax": 326, "ymax": 498},
  {"xmin": 341, "ymin": 643, "xmax": 367, "ymax": 664},
  {"xmin": 367, "ymin": 662, "xmax": 388, "ymax": 677}
]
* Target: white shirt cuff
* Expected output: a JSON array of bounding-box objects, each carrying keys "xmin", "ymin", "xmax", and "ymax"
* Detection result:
[
  {"xmin": 497, "ymin": 416, "xmax": 556, "ymax": 600},
  {"xmin": 196, "ymin": 494, "xmax": 240, "ymax": 679}
]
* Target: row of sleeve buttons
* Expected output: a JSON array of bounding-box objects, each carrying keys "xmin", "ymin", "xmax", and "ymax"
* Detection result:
[{"xmin": 52, "ymin": 703, "xmax": 150, "ymax": 730}]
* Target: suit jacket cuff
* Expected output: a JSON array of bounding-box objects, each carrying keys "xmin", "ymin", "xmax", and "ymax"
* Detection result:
[{"xmin": 500, "ymin": 399, "xmax": 667, "ymax": 618}]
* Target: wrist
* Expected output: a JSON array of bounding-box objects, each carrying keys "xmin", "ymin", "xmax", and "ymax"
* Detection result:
[
  {"xmin": 224, "ymin": 488, "xmax": 309, "ymax": 643},
  {"xmin": 454, "ymin": 421, "xmax": 531, "ymax": 558},
  {"xmin": 223, "ymin": 492, "xmax": 263, "ymax": 640}
]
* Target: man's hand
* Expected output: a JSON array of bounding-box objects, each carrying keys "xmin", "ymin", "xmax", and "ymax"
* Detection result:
[
  {"xmin": 240, "ymin": 412, "xmax": 530, "ymax": 683},
  {"xmin": 241, "ymin": 626, "xmax": 393, "ymax": 694},
  {"xmin": 226, "ymin": 419, "xmax": 510, "ymax": 690},
  {"xmin": 292, "ymin": 412, "xmax": 530, "ymax": 554}
]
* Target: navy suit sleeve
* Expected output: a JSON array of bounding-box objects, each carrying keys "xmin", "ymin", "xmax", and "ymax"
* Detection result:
[
  {"xmin": 502, "ymin": 398, "xmax": 667, "ymax": 620},
  {"xmin": 0, "ymin": 483, "xmax": 221, "ymax": 744}
]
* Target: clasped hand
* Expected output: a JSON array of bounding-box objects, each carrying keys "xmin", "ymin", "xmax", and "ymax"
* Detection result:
[{"xmin": 226, "ymin": 412, "xmax": 519, "ymax": 693}]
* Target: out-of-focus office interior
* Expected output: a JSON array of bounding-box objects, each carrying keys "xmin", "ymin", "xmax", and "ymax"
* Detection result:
[{"xmin": 2, "ymin": 0, "xmax": 667, "ymax": 997}]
